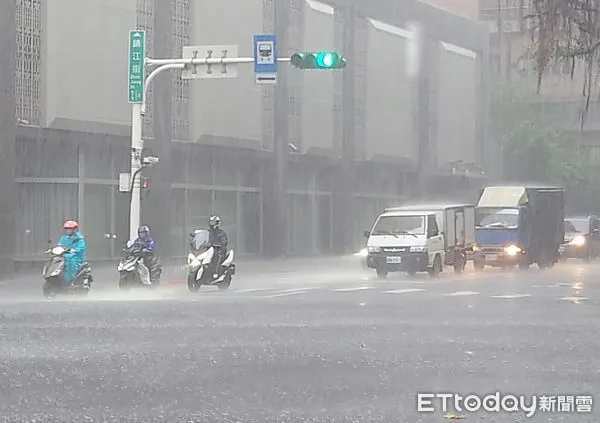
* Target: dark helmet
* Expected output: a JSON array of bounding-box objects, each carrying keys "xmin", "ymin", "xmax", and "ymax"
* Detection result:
[
  {"xmin": 138, "ymin": 225, "xmax": 150, "ymax": 239},
  {"xmin": 208, "ymin": 215, "xmax": 220, "ymax": 230}
]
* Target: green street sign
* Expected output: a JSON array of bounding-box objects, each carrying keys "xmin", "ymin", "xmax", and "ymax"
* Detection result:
[
  {"xmin": 290, "ymin": 52, "xmax": 346, "ymax": 69},
  {"xmin": 128, "ymin": 30, "xmax": 146, "ymax": 103}
]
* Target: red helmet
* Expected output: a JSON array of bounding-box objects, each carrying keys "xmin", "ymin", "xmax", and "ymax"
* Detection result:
[{"xmin": 63, "ymin": 220, "xmax": 79, "ymax": 231}]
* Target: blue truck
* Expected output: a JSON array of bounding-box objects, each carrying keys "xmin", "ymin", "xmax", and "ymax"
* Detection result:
[{"xmin": 472, "ymin": 185, "xmax": 564, "ymax": 270}]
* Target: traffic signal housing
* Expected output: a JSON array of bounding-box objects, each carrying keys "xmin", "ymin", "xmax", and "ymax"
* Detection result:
[
  {"xmin": 290, "ymin": 52, "xmax": 346, "ymax": 69},
  {"xmin": 141, "ymin": 177, "xmax": 150, "ymax": 199}
]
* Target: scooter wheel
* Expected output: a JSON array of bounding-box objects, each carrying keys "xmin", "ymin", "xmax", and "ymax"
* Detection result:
[
  {"xmin": 217, "ymin": 276, "xmax": 232, "ymax": 291},
  {"xmin": 43, "ymin": 281, "xmax": 56, "ymax": 298},
  {"xmin": 187, "ymin": 273, "xmax": 201, "ymax": 292}
]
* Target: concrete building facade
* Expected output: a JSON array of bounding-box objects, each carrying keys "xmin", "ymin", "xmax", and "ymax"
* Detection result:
[{"xmin": 1, "ymin": 0, "xmax": 490, "ymax": 272}]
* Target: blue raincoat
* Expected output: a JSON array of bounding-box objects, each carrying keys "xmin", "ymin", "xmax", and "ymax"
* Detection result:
[{"xmin": 57, "ymin": 231, "xmax": 87, "ymax": 283}]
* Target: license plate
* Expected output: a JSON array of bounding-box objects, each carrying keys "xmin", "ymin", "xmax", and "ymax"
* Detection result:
[
  {"xmin": 485, "ymin": 254, "xmax": 497, "ymax": 261},
  {"xmin": 386, "ymin": 256, "xmax": 402, "ymax": 264}
]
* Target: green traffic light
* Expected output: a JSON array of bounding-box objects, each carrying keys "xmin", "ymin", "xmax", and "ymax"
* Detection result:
[
  {"xmin": 290, "ymin": 51, "xmax": 346, "ymax": 69},
  {"xmin": 316, "ymin": 53, "xmax": 334, "ymax": 68}
]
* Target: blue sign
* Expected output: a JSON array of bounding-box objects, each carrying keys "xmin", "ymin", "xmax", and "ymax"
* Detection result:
[{"xmin": 253, "ymin": 34, "xmax": 277, "ymax": 85}]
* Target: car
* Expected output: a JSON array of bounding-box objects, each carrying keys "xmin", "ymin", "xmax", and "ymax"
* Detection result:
[{"xmin": 559, "ymin": 215, "xmax": 600, "ymax": 261}]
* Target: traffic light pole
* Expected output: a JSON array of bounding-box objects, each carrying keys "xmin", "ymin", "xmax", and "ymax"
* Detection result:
[
  {"xmin": 131, "ymin": 53, "xmax": 342, "ymax": 242},
  {"xmin": 129, "ymin": 103, "xmax": 142, "ymax": 242}
]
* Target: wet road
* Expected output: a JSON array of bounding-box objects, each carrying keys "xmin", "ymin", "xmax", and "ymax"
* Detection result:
[{"xmin": 0, "ymin": 258, "xmax": 598, "ymax": 422}]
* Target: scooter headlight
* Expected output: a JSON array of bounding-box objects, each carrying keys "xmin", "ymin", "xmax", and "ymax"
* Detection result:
[
  {"xmin": 50, "ymin": 268, "xmax": 61, "ymax": 277},
  {"xmin": 504, "ymin": 244, "xmax": 522, "ymax": 256}
]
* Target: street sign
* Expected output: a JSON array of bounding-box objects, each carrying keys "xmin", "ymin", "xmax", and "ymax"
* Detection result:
[
  {"xmin": 181, "ymin": 45, "xmax": 239, "ymax": 79},
  {"xmin": 128, "ymin": 30, "xmax": 145, "ymax": 103},
  {"xmin": 253, "ymin": 34, "xmax": 277, "ymax": 85},
  {"xmin": 118, "ymin": 173, "xmax": 131, "ymax": 192}
]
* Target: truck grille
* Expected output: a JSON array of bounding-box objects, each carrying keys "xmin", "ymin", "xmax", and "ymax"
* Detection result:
[{"xmin": 381, "ymin": 246, "xmax": 410, "ymax": 253}]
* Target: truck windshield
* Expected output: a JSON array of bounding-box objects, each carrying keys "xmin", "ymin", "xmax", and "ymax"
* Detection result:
[
  {"xmin": 565, "ymin": 219, "xmax": 587, "ymax": 233},
  {"xmin": 372, "ymin": 215, "xmax": 425, "ymax": 235},
  {"xmin": 476, "ymin": 208, "xmax": 519, "ymax": 229}
]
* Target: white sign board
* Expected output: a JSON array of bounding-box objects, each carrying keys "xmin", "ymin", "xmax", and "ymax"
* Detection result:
[{"xmin": 119, "ymin": 173, "xmax": 131, "ymax": 193}]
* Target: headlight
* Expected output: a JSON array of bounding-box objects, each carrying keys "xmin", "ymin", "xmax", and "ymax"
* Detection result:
[
  {"xmin": 472, "ymin": 244, "xmax": 479, "ymax": 252},
  {"xmin": 50, "ymin": 269, "xmax": 61, "ymax": 276},
  {"xmin": 354, "ymin": 248, "xmax": 368, "ymax": 257},
  {"xmin": 504, "ymin": 244, "xmax": 522, "ymax": 256},
  {"xmin": 409, "ymin": 246, "xmax": 427, "ymax": 252},
  {"xmin": 51, "ymin": 246, "xmax": 64, "ymax": 255},
  {"xmin": 570, "ymin": 236, "xmax": 586, "ymax": 246},
  {"xmin": 367, "ymin": 246, "xmax": 380, "ymax": 253}
]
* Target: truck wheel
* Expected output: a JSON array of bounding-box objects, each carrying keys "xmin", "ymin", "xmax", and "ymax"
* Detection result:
[
  {"xmin": 428, "ymin": 255, "xmax": 442, "ymax": 278},
  {"xmin": 376, "ymin": 267, "xmax": 388, "ymax": 279},
  {"xmin": 583, "ymin": 248, "xmax": 592, "ymax": 263}
]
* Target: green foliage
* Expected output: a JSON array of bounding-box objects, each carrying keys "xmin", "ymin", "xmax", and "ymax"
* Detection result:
[{"xmin": 492, "ymin": 80, "xmax": 600, "ymax": 212}]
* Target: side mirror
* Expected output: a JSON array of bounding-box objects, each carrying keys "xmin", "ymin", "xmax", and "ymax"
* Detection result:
[{"xmin": 364, "ymin": 230, "xmax": 370, "ymax": 238}]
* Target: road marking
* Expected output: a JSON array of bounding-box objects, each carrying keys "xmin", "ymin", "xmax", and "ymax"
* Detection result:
[
  {"xmin": 279, "ymin": 287, "xmax": 320, "ymax": 293},
  {"xmin": 383, "ymin": 288, "xmax": 425, "ymax": 294},
  {"xmin": 490, "ymin": 294, "xmax": 531, "ymax": 299},
  {"xmin": 557, "ymin": 296, "xmax": 589, "ymax": 303},
  {"xmin": 334, "ymin": 286, "xmax": 376, "ymax": 292},
  {"xmin": 262, "ymin": 291, "xmax": 308, "ymax": 298},
  {"xmin": 234, "ymin": 288, "xmax": 274, "ymax": 293},
  {"xmin": 443, "ymin": 291, "xmax": 479, "ymax": 297}
]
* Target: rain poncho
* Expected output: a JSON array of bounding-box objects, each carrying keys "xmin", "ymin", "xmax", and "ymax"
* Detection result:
[{"xmin": 57, "ymin": 231, "xmax": 87, "ymax": 283}]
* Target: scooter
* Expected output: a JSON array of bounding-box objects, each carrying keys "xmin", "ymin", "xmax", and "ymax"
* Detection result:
[
  {"xmin": 186, "ymin": 229, "xmax": 235, "ymax": 292},
  {"xmin": 117, "ymin": 241, "xmax": 162, "ymax": 290},
  {"xmin": 42, "ymin": 245, "xmax": 93, "ymax": 298}
]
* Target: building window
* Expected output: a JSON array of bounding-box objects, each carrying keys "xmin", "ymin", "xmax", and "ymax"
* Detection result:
[{"xmin": 15, "ymin": 0, "xmax": 42, "ymax": 126}]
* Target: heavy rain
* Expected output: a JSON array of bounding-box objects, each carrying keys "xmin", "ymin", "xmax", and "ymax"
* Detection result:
[{"xmin": 0, "ymin": 0, "xmax": 597, "ymax": 421}]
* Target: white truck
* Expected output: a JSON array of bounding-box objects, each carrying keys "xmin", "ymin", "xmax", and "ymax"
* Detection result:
[{"xmin": 363, "ymin": 204, "xmax": 476, "ymax": 278}]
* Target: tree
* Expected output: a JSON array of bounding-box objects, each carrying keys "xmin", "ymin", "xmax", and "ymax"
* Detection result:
[
  {"xmin": 526, "ymin": 0, "xmax": 600, "ymax": 125},
  {"xmin": 492, "ymin": 80, "xmax": 600, "ymax": 212}
]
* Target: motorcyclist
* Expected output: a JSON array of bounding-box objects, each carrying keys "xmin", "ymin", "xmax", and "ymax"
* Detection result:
[
  {"xmin": 57, "ymin": 220, "xmax": 87, "ymax": 285},
  {"xmin": 208, "ymin": 215, "xmax": 228, "ymax": 278},
  {"xmin": 131, "ymin": 225, "xmax": 155, "ymax": 285}
]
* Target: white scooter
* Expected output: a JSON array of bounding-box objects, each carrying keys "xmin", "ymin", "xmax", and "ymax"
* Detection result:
[{"xmin": 186, "ymin": 229, "xmax": 235, "ymax": 292}]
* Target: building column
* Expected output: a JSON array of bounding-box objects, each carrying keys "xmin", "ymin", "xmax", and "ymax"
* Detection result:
[
  {"xmin": 262, "ymin": 0, "xmax": 289, "ymax": 257},
  {"xmin": 332, "ymin": 5, "xmax": 355, "ymax": 254},
  {"xmin": 417, "ymin": 33, "xmax": 432, "ymax": 198},
  {"xmin": 143, "ymin": 0, "xmax": 173, "ymax": 258},
  {"xmin": 0, "ymin": 0, "xmax": 16, "ymax": 277}
]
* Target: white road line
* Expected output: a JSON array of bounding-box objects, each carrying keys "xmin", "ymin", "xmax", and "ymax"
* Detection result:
[
  {"xmin": 490, "ymin": 294, "xmax": 531, "ymax": 299},
  {"xmin": 383, "ymin": 288, "xmax": 425, "ymax": 294},
  {"xmin": 279, "ymin": 287, "xmax": 320, "ymax": 293},
  {"xmin": 443, "ymin": 291, "xmax": 480, "ymax": 297},
  {"xmin": 557, "ymin": 296, "xmax": 589, "ymax": 302},
  {"xmin": 262, "ymin": 291, "xmax": 308, "ymax": 298},
  {"xmin": 334, "ymin": 286, "xmax": 376, "ymax": 292},
  {"xmin": 234, "ymin": 288, "xmax": 275, "ymax": 293}
]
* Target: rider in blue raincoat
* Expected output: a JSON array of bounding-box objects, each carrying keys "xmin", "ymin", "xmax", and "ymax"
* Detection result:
[{"xmin": 57, "ymin": 220, "xmax": 87, "ymax": 283}]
